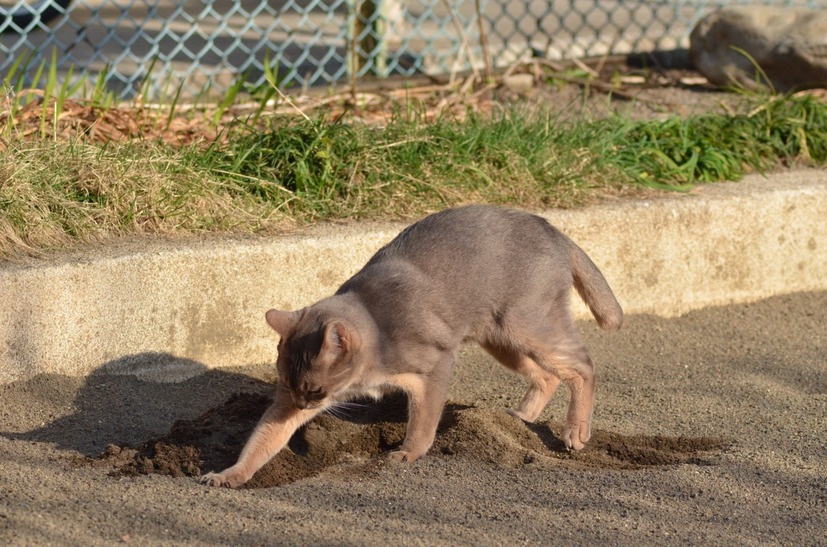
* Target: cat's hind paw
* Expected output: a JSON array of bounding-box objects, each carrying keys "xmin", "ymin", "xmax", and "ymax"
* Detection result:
[
  {"xmin": 506, "ymin": 407, "xmax": 532, "ymax": 422},
  {"xmin": 562, "ymin": 422, "xmax": 590, "ymax": 451}
]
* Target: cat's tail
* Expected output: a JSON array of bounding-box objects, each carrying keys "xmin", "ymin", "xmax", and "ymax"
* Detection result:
[{"xmin": 568, "ymin": 240, "xmax": 623, "ymax": 331}]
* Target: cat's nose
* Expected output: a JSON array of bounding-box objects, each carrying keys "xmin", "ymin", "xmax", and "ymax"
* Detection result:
[{"xmin": 293, "ymin": 395, "xmax": 308, "ymax": 409}]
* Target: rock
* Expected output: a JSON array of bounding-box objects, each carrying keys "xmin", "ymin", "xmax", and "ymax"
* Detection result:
[
  {"xmin": 502, "ymin": 73, "xmax": 535, "ymax": 93},
  {"xmin": 690, "ymin": 6, "xmax": 827, "ymax": 91}
]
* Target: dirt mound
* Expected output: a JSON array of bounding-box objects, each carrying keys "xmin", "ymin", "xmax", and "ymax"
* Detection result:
[
  {"xmin": 96, "ymin": 392, "xmax": 729, "ymax": 488},
  {"xmin": 433, "ymin": 405, "xmax": 727, "ymax": 470},
  {"xmin": 97, "ymin": 391, "xmax": 411, "ymax": 488}
]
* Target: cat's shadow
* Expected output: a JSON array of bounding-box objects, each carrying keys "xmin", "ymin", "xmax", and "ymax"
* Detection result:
[
  {"xmin": 1, "ymin": 353, "xmax": 275, "ymax": 457},
  {"xmin": 2, "ymin": 356, "xmax": 484, "ymax": 459}
]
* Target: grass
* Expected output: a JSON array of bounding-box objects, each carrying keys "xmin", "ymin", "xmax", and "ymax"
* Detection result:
[
  {"xmin": 2, "ymin": 86, "xmax": 827, "ymax": 258},
  {"xmin": 608, "ymin": 96, "xmax": 827, "ymax": 188},
  {"xmin": 186, "ymin": 92, "xmax": 827, "ymax": 212},
  {"xmin": 187, "ymin": 106, "xmax": 619, "ymax": 219}
]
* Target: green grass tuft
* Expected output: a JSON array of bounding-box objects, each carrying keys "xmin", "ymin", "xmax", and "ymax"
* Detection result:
[{"xmin": 605, "ymin": 94, "xmax": 827, "ymax": 189}]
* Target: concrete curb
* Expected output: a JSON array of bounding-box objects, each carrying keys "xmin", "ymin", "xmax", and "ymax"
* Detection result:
[{"xmin": 1, "ymin": 170, "xmax": 825, "ymax": 384}]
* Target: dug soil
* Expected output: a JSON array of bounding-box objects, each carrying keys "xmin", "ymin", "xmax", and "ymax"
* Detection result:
[{"xmin": 99, "ymin": 391, "xmax": 728, "ymax": 488}]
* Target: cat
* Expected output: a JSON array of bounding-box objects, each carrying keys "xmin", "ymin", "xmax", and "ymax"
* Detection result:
[{"xmin": 199, "ymin": 205, "xmax": 622, "ymax": 488}]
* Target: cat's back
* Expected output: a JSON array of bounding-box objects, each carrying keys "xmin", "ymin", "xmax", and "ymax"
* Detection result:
[
  {"xmin": 371, "ymin": 205, "xmax": 564, "ymax": 269},
  {"xmin": 348, "ymin": 205, "xmax": 572, "ymax": 303},
  {"xmin": 337, "ymin": 205, "xmax": 573, "ymax": 338}
]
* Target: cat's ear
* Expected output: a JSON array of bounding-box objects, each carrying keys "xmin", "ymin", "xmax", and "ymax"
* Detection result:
[
  {"xmin": 265, "ymin": 309, "xmax": 297, "ymax": 337},
  {"xmin": 320, "ymin": 320, "xmax": 360, "ymax": 364}
]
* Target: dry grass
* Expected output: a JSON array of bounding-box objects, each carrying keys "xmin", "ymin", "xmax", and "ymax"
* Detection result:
[{"xmin": 0, "ymin": 140, "xmax": 294, "ymax": 256}]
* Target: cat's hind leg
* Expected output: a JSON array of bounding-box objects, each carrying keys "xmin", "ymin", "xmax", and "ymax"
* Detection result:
[
  {"xmin": 482, "ymin": 342, "xmax": 560, "ymax": 423},
  {"xmin": 527, "ymin": 335, "xmax": 595, "ymax": 451},
  {"xmin": 498, "ymin": 307, "xmax": 596, "ymax": 450}
]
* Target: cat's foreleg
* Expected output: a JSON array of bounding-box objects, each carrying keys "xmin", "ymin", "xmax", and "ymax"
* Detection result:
[
  {"xmin": 199, "ymin": 386, "xmax": 322, "ymax": 488},
  {"xmin": 388, "ymin": 361, "xmax": 454, "ymax": 463}
]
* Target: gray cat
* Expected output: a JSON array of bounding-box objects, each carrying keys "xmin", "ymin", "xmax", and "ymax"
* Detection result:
[{"xmin": 200, "ymin": 205, "xmax": 622, "ymax": 488}]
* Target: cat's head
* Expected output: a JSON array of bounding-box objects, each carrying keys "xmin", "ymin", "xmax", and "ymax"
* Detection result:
[{"xmin": 265, "ymin": 307, "xmax": 361, "ymax": 410}]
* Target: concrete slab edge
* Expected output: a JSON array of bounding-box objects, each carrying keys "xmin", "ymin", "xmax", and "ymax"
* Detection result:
[{"xmin": 1, "ymin": 169, "xmax": 825, "ymax": 384}]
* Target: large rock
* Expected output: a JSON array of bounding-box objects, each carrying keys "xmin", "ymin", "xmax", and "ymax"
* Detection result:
[{"xmin": 690, "ymin": 6, "xmax": 827, "ymax": 91}]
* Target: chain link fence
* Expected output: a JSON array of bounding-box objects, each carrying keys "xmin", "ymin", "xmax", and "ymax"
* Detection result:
[{"xmin": 0, "ymin": 0, "xmax": 823, "ymax": 99}]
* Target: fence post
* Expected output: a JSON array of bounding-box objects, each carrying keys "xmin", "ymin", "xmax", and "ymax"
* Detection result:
[{"xmin": 348, "ymin": 0, "xmax": 390, "ymax": 79}]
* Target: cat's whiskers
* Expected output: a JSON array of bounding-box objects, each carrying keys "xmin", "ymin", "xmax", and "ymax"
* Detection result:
[{"xmin": 324, "ymin": 400, "xmax": 369, "ymax": 419}]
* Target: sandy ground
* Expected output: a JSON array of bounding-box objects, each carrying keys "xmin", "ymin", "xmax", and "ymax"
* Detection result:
[{"xmin": 1, "ymin": 290, "xmax": 825, "ymax": 546}]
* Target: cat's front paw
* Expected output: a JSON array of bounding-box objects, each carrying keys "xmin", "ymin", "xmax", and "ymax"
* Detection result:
[
  {"xmin": 562, "ymin": 421, "xmax": 590, "ymax": 451},
  {"xmin": 387, "ymin": 449, "xmax": 425, "ymax": 463},
  {"xmin": 198, "ymin": 468, "xmax": 248, "ymax": 488}
]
